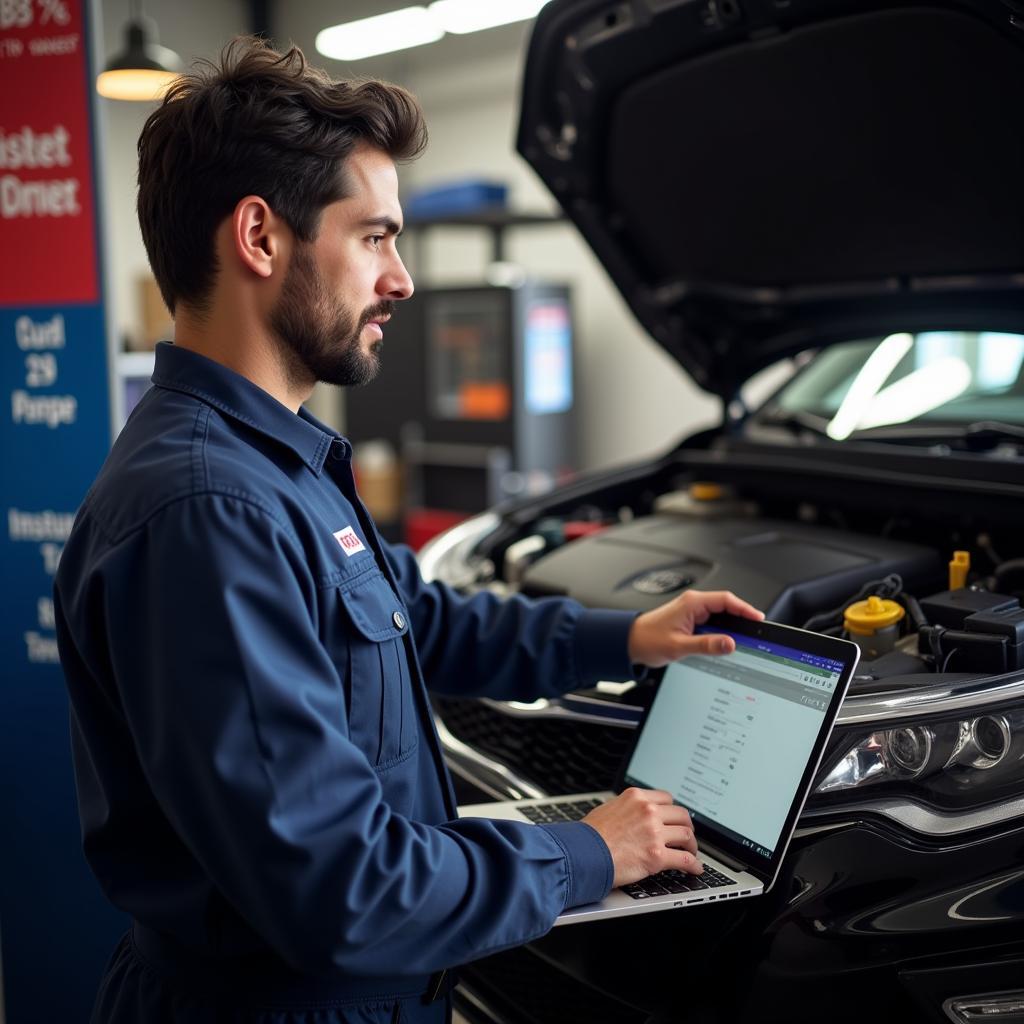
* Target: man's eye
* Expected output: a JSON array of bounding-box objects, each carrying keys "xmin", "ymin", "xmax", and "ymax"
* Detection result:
[{"xmin": 369, "ymin": 235, "xmax": 384, "ymax": 249}]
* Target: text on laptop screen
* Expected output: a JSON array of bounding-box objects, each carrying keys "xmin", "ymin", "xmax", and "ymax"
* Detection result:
[{"xmin": 623, "ymin": 629, "xmax": 845, "ymax": 859}]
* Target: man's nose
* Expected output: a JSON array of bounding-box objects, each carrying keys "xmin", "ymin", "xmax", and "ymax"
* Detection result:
[{"xmin": 380, "ymin": 252, "xmax": 414, "ymax": 301}]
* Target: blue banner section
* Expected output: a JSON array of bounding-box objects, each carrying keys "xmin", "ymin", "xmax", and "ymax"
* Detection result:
[
  {"xmin": 1, "ymin": 0, "xmax": 132, "ymax": 1008},
  {"xmin": 0, "ymin": 302, "xmax": 128, "ymax": 1017},
  {"xmin": 1, "ymin": 304, "xmax": 111, "ymax": 672}
]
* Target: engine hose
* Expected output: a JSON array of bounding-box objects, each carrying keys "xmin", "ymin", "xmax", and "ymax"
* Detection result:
[
  {"xmin": 899, "ymin": 592, "xmax": 928, "ymax": 631},
  {"xmin": 802, "ymin": 573, "xmax": 904, "ymax": 632},
  {"xmin": 993, "ymin": 558, "xmax": 1024, "ymax": 592}
]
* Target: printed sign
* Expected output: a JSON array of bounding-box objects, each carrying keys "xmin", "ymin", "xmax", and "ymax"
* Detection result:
[
  {"xmin": 0, "ymin": 0, "xmax": 98, "ymax": 304},
  {"xmin": 1, "ymin": 1, "xmax": 126, "ymax": 1019}
]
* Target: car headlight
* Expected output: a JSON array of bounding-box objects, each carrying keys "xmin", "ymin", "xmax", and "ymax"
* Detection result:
[
  {"xmin": 816, "ymin": 706, "xmax": 1024, "ymax": 811},
  {"xmin": 417, "ymin": 512, "xmax": 500, "ymax": 588}
]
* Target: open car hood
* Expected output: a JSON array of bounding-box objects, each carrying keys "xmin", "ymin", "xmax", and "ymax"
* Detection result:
[{"xmin": 517, "ymin": 0, "xmax": 1024, "ymax": 398}]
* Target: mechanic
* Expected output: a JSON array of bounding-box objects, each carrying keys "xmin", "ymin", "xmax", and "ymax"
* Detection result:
[{"xmin": 54, "ymin": 38, "xmax": 764, "ymax": 1024}]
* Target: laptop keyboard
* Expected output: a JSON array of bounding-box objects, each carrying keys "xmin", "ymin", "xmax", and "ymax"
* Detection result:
[
  {"xmin": 621, "ymin": 865, "xmax": 734, "ymax": 899},
  {"xmin": 519, "ymin": 799, "xmax": 603, "ymax": 824},
  {"xmin": 518, "ymin": 800, "xmax": 737, "ymax": 900}
]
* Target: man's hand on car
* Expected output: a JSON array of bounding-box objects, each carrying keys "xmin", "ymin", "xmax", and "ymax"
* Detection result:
[
  {"xmin": 583, "ymin": 787, "xmax": 702, "ymax": 886},
  {"xmin": 627, "ymin": 588, "xmax": 765, "ymax": 667}
]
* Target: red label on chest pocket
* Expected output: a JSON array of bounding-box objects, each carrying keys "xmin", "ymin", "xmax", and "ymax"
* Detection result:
[{"xmin": 333, "ymin": 526, "xmax": 366, "ymax": 556}]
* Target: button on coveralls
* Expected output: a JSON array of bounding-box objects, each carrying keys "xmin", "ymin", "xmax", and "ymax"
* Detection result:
[{"xmin": 54, "ymin": 342, "xmax": 637, "ymax": 1023}]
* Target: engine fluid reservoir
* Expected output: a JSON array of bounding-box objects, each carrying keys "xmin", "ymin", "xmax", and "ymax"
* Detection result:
[
  {"xmin": 844, "ymin": 595, "xmax": 906, "ymax": 660},
  {"xmin": 653, "ymin": 482, "xmax": 757, "ymax": 519}
]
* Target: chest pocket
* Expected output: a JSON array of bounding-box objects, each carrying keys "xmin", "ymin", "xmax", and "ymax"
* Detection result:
[{"xmin": 338, "ymin": 570, "xmax": 416, "ymax": 769}]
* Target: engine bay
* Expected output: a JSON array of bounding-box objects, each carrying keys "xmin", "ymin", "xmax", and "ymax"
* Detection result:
[{"xmin": 458, "ymin": 447, "xmax": 1024, "ymax": 694}]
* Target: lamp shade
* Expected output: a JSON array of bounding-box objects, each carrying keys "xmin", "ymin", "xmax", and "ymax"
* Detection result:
[{"xmin": 96, "ymin": 17, "xmax": 183, "ymax": 101}]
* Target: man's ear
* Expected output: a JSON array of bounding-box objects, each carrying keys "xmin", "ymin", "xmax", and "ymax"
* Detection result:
[{"xmin": 231, "ymin": 195, "xmax": 285, "ymax": 280}]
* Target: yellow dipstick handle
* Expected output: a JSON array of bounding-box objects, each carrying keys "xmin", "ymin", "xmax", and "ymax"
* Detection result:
[{"xmin": 949, "ymin": 550, "xmax": 970, "ymax": 590}]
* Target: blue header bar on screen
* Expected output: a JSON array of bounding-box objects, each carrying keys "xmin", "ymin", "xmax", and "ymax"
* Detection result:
[{"xmin": 697, "ymin": 626, "xmax": 846, "ymax": 673}]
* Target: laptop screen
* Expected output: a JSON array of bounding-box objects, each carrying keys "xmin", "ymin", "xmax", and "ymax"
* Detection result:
[{"xmin": 622, "ymin": 623, "xmax": 850, "ymax": 873}]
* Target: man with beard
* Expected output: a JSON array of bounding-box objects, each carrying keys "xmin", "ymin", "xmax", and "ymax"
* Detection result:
[{"xmin": 54, "ymin": 38, "xmax": 763, "ymax": 1024}]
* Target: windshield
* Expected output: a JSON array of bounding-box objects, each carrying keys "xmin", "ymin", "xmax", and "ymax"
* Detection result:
[{"xmin": 766, "ymin": 331, "xmax": 1024, "ymax": 439}]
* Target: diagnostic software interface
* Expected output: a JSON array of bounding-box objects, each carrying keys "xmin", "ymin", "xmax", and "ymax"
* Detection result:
[{"xmin": 624, "ymin": 629, "xmax": 844, "ymax": 859}]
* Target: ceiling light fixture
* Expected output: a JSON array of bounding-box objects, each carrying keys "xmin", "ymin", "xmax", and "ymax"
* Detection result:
[
  {"xmin": 96, "ymin": 3, "xmax": 183, "ymax": 102},
  {"xmin": 429, "ymin": 0, "xmax": 550, "ymax": 34},
  {"xmin": 316, "ymin": 1, "xmax": 550, "ymax": 62},
  {"xmin": 316, "ymin": 7, "xmax": 444, "ymax": 62}
]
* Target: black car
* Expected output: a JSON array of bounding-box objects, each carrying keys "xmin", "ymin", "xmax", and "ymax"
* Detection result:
[{"xmin": 417, "ymin": 1, "xmax": 1024, "ymax": 1021}]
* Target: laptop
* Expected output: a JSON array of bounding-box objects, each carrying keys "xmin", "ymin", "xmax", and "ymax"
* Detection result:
[{"xmin": 460, "ymin": 613, "xmax": 859, "ymax": 925}]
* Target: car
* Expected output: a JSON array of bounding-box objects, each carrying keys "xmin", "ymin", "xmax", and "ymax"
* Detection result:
[{"xmin": 416, "ymin": 1, "xmax": 1024, "ymax": 1021}]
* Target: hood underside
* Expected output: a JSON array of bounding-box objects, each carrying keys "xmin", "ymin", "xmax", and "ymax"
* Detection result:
[{"xmin": 517, "ymin": 0, "xmax": 1024, "ymax": 396}]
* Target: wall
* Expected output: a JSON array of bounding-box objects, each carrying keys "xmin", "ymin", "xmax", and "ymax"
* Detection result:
[
  {"xmin": 395, "ymin": 40, "xmax": 721, "ymax": 471},
  {"xmin": 98, "ymin": 0, "xmax": 247, "ymax": 355},
  {"xmin": 99, "ymin": 1, "xmax": 720, "ymax": 474}
]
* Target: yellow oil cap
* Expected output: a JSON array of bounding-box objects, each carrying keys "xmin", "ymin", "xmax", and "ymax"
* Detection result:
[
  {"xmin": 949, "ymin": 550, "xmax": 970, "ymax": 590},
  {"xmin": 689, "ymin": 482, "xmax": 724, "ymax": 501},
  {"xmin": 844, "ymin": 596, "xmax": 905, "ymax": 636}
]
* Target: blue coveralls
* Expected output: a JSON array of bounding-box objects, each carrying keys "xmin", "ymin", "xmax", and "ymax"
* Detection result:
[{"xmin": 54, "ymin": 342, "xmax": 638, "ymax": 1023}]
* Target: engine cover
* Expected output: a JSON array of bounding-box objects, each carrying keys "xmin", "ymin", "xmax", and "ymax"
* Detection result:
[{"xmin": 520, "ymin": 516, "xmax": 943, "ymax": 624}]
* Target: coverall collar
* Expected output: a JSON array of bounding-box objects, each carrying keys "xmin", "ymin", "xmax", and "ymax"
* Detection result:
[{"xmin": 151, "ymin": 341, "xmax": 342, "ymax": 476}]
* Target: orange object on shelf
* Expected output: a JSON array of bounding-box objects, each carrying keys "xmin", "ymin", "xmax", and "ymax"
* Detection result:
[
  {"xmin": 405, "ymin": 507, "xmax": 469, "ymax": 551},
  {"xmin": 459, "ymin": 381, "xmax": 511, "ymax": 420}
]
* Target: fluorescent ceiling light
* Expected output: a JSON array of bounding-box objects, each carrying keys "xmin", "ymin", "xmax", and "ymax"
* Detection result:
[
  {"xmin": 429, "ymin": 0, "xmax": 550, "ymax": 34},
  {"xmin": 316, "ymin": 1, "xmax": 550, "ymax": 62},
  {"xmin": 827, "ymin": 332, "xmax": 913, "ymax": 440},
  {"xmin": 855, "ymin": 358, "xmax": 972, "ymax": 431},
  {"xmin": 316, "ymin": 6, "xmax": 444, "ymax": 62}
]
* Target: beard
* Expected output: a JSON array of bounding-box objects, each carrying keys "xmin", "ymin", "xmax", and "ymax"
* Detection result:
[{"xmin": 269, "ymin": 241, "xmax": 392, "ymax": 389}]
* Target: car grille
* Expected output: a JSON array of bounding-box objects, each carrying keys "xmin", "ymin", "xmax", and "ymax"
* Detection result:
[{"xmin": 433, "ymin": 696, "xmax": 632, "ymax": 795}]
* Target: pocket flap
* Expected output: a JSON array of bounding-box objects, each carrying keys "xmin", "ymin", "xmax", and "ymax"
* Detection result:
[{"xmin": 339, "ymin": 572, "xmax": 410, "ymax": 642}]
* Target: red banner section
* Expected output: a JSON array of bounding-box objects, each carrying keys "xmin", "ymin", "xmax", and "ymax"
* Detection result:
[{"xmin": 0, "ymin": 0, "xmax": 98, "ymax": 304}]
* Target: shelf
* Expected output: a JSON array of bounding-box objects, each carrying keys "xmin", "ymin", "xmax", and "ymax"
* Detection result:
[
  {"xmin": 405, "ymin": 210, "xmax": 564, "ymax": 230},
  {"xmin": 404, "ymin": 210, "xmax": 567, "ymax": 264}
]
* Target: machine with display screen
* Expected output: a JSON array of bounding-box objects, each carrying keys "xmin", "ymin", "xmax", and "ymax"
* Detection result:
[{"xmin": 345, "ymin": 283, "xmax": 577, "ymax": 537}]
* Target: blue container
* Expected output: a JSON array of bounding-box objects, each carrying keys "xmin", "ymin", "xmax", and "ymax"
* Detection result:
[{"xmin": 406, "ymin": 180, "xmax": 508, "ymax": 219}]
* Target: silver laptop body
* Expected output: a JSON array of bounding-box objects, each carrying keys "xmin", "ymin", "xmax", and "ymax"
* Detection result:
[{"xmin": 460, "ymin": 615, "xmax": 859, "ymax": 926}]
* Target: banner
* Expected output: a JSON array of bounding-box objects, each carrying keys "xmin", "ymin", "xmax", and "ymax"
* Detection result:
[{"xmin": 0, "ymin": 0, "xmax": 126, "ymax": 1017}]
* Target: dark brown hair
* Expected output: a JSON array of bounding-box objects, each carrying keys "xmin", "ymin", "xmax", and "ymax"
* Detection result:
[{"xmin": 137, "ymin": 37, "xmax": 427, "ymax": 315}]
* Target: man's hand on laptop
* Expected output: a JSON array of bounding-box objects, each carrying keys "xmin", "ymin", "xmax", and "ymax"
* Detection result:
[
  {"xmin": 583, "ymin": 788, "xmax": 702, "ymax": 887},
  {"xmin": 628, "ymin": 589, "xmax": 765, "ymax": 668}
]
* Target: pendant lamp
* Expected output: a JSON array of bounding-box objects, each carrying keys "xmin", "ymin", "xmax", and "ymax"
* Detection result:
[{"xmin": 96, "ymin": 3, "xmax": 183, "ymax": 102}]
